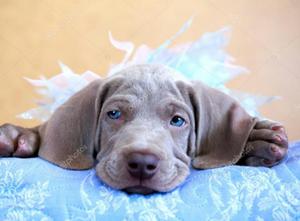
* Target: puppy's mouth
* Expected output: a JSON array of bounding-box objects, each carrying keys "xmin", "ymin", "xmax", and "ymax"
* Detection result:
[
  {"xmin": 123, "ymin": 186, "xmax": 156, "ymax": 195},
  {"xmin": 97, "ymin": 156, "xmax": 191, "ymax": 194}
]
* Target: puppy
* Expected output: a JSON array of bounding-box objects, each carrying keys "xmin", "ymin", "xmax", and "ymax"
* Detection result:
[{"xmin": 0, "ymin": 64, "xmax": 288, "ymax": 194}]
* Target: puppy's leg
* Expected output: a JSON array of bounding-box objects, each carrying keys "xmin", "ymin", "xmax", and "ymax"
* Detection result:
[
  {"xmin": 239, "ymin": 120, "xmax": 288, "ymax": 167},
  {"xmin": 0, "ymin": 123, "xmax": 39, "ymax": 157}
]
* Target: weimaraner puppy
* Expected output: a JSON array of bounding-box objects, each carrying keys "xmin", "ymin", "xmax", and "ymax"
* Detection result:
[{"xmin": 0, "ymin": 64, "xmax": 288, "ymax": 194}]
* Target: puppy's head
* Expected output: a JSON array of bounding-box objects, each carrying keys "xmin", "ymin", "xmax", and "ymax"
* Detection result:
[
  {"xmin": 95, "ymin": 65, "xmax": 194, "ymax": 194},
  {"xmin": 39, "ymin": 64, "xmax": 255, "ymax": 194}
]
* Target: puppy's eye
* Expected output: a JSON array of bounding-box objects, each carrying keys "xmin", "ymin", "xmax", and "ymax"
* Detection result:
[
  {"xmin": 170, "ymin": 116, "xmax": 185, "ymax": 127},
  {"xmin": 107, "ymin": 110, "xmax": 121, "ymax": 120}
]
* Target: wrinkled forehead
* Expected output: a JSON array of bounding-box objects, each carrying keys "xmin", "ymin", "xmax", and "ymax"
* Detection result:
[{"xmin": 108, "ymin": 64, "xmax": 189, "ymax": 99}]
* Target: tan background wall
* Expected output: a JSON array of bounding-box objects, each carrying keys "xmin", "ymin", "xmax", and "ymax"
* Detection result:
[{"xmin": 0, "ymin": 0, "xmax": 299, "ymax": 140}]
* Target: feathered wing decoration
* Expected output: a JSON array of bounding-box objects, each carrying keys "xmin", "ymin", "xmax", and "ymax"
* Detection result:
[
  {"xmin": 18, "ymin": 63, "xmax": 100, "ymax": 121},
  {"xmin": 18, "ymin": 18, "xmax": 276, "ymax": 121}
]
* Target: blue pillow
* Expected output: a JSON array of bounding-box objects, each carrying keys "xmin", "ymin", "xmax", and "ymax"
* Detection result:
[{"xmin": 1, "ymin": 142, "xmax": 300, "ymax": 221}]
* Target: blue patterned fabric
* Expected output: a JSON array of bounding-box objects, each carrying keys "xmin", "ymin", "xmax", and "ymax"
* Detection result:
[{"xmin": 0, "ymin": 141, "xmax": 300, "ymax": 221}]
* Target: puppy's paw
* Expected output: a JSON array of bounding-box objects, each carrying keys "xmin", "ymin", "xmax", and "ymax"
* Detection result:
[
  {"xmin": 0, "ymin": 123, "xmax": 39, "ymax": 157},
  {"xmin": 240, "ymin": 120, "xmax": 288, "ymax": 167}
]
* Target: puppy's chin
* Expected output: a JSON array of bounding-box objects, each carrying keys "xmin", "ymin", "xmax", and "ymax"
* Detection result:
[{"xmin": 124, "ymin": 186, "xmax": 156, "ymax": 195}]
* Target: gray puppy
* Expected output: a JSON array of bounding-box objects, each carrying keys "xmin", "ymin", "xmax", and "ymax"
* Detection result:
[{"xmin": 0, "ymin": 64, "xmax": 288, "ymax": 194}]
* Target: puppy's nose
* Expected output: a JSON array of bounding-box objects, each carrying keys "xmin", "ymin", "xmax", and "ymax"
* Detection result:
[{"xmin": 127, "ymin": 152, "xmax": 160, "ymax": 179}]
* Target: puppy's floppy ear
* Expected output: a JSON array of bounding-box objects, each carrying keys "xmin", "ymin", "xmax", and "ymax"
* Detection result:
[
  {"xmin": 189, "ymin": 81, "xmax": 257, "ymax": 169},
  {"xmin": 38, "ymin": 79, "xmax": 105, "ymax": 169}
]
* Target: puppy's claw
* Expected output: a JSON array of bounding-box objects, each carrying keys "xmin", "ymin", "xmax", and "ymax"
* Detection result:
[
  {"xmin": 241, "ymin": 120, "xmax": 288, "ymax": 167},
  {"xmin": 270, "ymin": 145, "xmax": 278, "ymax": 152},
  {"xmin": 263, "ymin": 159, "xmax": 274, "ymax": 165},
  {"xmin": 271, "ymin": 125, "xmax": 284, "ymax": 131},
  {"xmin": 274, "ymin": 135, "xmax": 282, "ymax": 143},
  {"xmin": 0, "ymin": 124, "xmax": 39, "ymax": 157}
]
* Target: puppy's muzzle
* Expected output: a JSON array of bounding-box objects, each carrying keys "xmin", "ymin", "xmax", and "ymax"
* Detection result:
[{"xmin": 126, "ymin": 152, "xmax": 160, "ymax": 179}]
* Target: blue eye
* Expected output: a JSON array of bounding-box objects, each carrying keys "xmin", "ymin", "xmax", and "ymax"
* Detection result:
[
  {"xmin": 107, "ymin": 110, "xmax": 121, "ymax": 119},
  {"xmin": 170, "ymin": 116, "xmax": 185, "ymax": 127}
]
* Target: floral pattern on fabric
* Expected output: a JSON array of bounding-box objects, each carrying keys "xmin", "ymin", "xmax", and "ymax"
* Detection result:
[{"xmin": 0, "ymin": 142, "xmax": 299, "ymax": 221}]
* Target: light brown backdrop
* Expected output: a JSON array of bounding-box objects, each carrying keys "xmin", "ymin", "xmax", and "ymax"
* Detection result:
[{"xmin": 0, "ymin": 0, "xmax": 299, "ymax": 140}]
